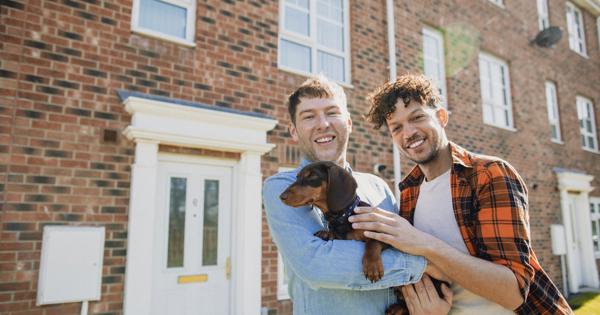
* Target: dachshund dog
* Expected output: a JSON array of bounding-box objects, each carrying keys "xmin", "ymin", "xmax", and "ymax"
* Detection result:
[{"xmin": 279, "ymin": 161, "xmax": 447, "ymax": 315}]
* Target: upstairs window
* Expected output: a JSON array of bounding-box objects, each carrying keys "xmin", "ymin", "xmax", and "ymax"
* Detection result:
[
  {"xmin": 132, "ymin": 0, "xmax": 196, "ymax": 46},
  {"xmin": 422, "ymin": 27, "xmax": 447, "ymax": 108},
  {"xmin": 591, "ymin": 198, "xmax": 600, "ymax": 258},
  {"xmin": 576, "ymin": 96, "xmax": 598, "ymax": 152},
  {"xmin": 545, "ymin": 81, "xmax": 562, "ymax": 142},
  {"xmin": 478, "ymin": 53, "xmax": 514, "ymax": 130},
  {"xmin": 278, "ymin": 0, "xmax": 351, "ymax": 84},
  {"xmin": 566, "ymin": 2, "xmax": 587, "ymax": 56},
  {"xmin": 537, "ymin": 0, "xmax": 550, "ymax": 30}
]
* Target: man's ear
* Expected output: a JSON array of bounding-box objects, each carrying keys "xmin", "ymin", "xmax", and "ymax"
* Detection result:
[
  {"xmin": 346, "ymin": 114, "xmax": 353, "ymax": 132},
  {"xmin": 289, "ymin": 122, "xmax": 298, "ymax": 142},
  {"xmin": 435, "ymin": 107, "xmax": 449, "ymax": 128}
]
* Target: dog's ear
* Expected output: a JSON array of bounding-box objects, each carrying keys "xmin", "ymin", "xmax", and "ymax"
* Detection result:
[{"xmin": 326, "ymin": 163, "xmax": 358, "ymax": 212}]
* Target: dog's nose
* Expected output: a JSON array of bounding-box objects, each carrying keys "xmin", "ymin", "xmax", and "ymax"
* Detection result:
[{"xmin": 280, "ymin": 191, "xmax": 289, "ymax": 201}]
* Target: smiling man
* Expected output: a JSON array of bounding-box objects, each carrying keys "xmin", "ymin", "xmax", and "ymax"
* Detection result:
[
  {"xmin": 350, "ymin": 74, "xmax": 572, "ymax": 314},
  {"xmin": 262, "ymin": 76, "xmax": 436, "ymax": 315}
]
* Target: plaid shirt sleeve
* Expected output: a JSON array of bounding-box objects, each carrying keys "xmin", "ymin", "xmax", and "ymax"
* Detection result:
[{"xmin": 473, "ymin": 160, "xmax": 535, "ymax": 299}]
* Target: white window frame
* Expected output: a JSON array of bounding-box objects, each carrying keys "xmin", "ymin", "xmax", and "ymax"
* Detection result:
[
  {"xmin": 478, "ymin": 52, "xmax": 515, "ymax": 131},
  {"xmin": 422, "ymin": 27, "xmax": 448, "ymax": 109},
  {"xmin": 277, "ymin": 253, "xmax": 290, "ymax": 300},
  {"xmin": 576, "ymin": 95, "xmax": 599, "ymax": 152},
  {"xmin": 591, "ymin": 197, "xmax": 600, "ymax": 258},
  {"xmin": 597, "ymin": 17, "xmax": 600, "ymax": 50},
  {"xmin": 131, "ymin": 0, "xmax": 196, "ymax": 47},
  {"xmin": 277, "ymin": 0, "xmax": 352, "ymax": 85},
  {"xmin": 537, "ymin": 0, "xmax": 550, "ymax": 30},
  {"xmin": 566, "ymin": 2, "xmax": 587, "ymax": 56},
  {"xmin": 545, "ymin": 81, "xmax": 562, "ymax": 143}
]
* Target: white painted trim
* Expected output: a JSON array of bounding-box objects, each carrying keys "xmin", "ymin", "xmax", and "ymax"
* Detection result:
[
  {"xmin": 122, "ymin": 96, "xmax": 277, "ymax": 315},
  {"xmin": 556, "ymin": 170, "xmax": 599, "ymax": 293},
  {"xmin": 277, "ymin": 253, "xmax": 290, "ymax": 301},
  {"xmin": 478, "ymin": 52, "xmax": 514, "ymax": 130}
]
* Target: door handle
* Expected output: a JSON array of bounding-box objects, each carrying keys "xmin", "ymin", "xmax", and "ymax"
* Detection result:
[{"xmin": 226, "ymin": 256, "xmax": 231, "ymax": 280}]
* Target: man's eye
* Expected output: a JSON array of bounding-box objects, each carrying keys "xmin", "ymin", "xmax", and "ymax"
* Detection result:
[
  {"xmin": 302, "ymin": 115, "xmax": 314, "ymax": 120},
  {"xmin": 327, "ymin": 111, "xmax": 341, "ymax": 116},
  {"xmin": 413, "ymin": 115, "xmax": 425, "ymax": 120}
]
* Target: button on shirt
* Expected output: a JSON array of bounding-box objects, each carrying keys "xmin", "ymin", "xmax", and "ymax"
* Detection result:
[{"xmin": 263, "ymin": 159, "xmax": 427, "ymax": 315}]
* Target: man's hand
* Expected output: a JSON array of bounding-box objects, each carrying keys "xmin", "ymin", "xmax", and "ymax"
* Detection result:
[
  {"xmin": 402, "ymin": 275, "xmax": 453, "ymax": 315},
  {"xmin": 350, "ymin": 206, "xmax": 439, "ymax": 256}
]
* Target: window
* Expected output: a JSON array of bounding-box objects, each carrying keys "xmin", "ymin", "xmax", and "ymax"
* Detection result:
[
  {"xmin": 545, "ymin": 81, "xmax": 562, "ymax": 142},
  {"xmin": 537, "ymin": 0, "xmax": 550, "ymax": 30},
  {"xmin": 576, "ymin": 96, "xmax": 598, "ymax": 152},
  {"xmin": 597, "ymin": 17, "xmax": 600, "ymax": 49},
  {"xmin": 566, "ymin": 2, "xmax": 587, "ymax": 56},
  {"xmin": 131, "ymin": 0, "xmax": 196, "ymax": 46},
  {"xmin": 278, "ymin": 0, "xmax": 350, "ymax": 84},
  {"xmin": 422, "ymin": 27, "xmax": 447, "ymax": 108},
  {"xmin": 277, "ymin": 253, "xmax": 290, "ymax": 300},
  {"xmin": 590, "ymin": 198, "xmax": 600, "ymax": 258},
  {"xmin": 478, "ymin": 53, "xmax": 513, "ymax": 130},
  {"xmin": 488, "ymin": 0, "xmax": 503, "ymax": 7}
]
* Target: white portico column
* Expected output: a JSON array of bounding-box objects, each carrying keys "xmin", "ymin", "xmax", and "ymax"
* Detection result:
[
  {"xmin": 123, "ymin": 139, "xmax": 159, "ymax": 315},
  {"xmin": 232, "ymin": 151, "xmax": 264, "ymax": 315}
]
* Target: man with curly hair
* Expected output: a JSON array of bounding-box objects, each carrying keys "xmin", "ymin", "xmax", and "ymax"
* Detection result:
[{"xmin": 350, "ymin": 74, "xmax": 572, "ymax": 314}]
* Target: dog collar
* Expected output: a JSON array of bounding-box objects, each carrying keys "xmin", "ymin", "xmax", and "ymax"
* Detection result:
[{"xmin": 330, "ymin": 195, "xmax": 361, "ymax": 225}]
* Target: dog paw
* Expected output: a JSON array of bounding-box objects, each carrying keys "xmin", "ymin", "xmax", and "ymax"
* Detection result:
[
  {"xmin": 385, "ymin": 303, "xmax": 408, "ymax": 315},
  {"xmin": 363, "ymin": 256, "xmax": 384, "ymax": 282},
  {"xmin": 314, "ymin": 230, "xmax": 334, "ymax": 240}
]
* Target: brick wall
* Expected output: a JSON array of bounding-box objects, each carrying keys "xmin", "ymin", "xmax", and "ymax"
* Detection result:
[{"xmin": 1, "ymin": 0, "xmax": 599, "ymax": 314}]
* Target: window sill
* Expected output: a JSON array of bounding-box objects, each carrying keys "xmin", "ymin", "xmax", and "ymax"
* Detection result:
[
  {"xmin": 569, "ymin": 48, "xmax": 589, "ymax": 59},
  {"xmin": 132, "ymin": 27, "xmax": 196, "ymax": 48},
  {"xmin": 277, "ymin": 65, "xmax": 354, "ymax": 89},
  {"xmin": 582, "ymin": 147, "xmax": 600, "ymax": 154},
  {"xmin": 551, "ymin": 139, "xmax": 564, "ymax": 144},
  {"xmin": 483, "ymin": 122, "xmax": 517, "ymax": 132}
]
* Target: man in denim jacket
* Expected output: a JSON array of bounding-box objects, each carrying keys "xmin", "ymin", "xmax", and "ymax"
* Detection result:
[{"xmin": 263, "ymin": 76, "xmax": 432, "ymax": 314}]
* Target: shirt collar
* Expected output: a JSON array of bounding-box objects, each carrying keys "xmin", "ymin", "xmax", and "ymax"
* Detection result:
[
  {"xmin": 299, "ymin": 158, "xmax": 353, "ymax": 174},
  {"xmin": 400, "ymin": 141, "xmax": 473, "ymax": 189}
]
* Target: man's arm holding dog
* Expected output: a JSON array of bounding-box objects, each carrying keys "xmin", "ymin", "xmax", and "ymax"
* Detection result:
[
  {"xmin": 263, "ymin": 174, "xmax": 427, "ymax": 290},
  {"xmin": 351, "ymin": 162, "xmax": 530, "ymax": 310}
]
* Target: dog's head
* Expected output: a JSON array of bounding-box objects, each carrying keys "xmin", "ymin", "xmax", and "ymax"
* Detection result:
[{"xmin": 279, "ymin": 161, "xmax": 357, "ymax": 214}]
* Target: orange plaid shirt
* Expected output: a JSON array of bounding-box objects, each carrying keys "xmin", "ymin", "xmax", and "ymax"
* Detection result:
[{"xmin": 399, "ymin": 142, "xmax": 572, "ymax": 315}]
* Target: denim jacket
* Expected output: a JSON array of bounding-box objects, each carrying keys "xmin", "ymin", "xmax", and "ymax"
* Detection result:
[{"xmin": 263, "ymin": 160, "xmax": 427, "ymax": 314}]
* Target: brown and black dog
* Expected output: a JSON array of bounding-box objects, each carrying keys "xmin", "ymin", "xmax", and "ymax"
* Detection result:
[{"xmin": 279, "ymin": 161, "xmax": 447, "ymax": 315}]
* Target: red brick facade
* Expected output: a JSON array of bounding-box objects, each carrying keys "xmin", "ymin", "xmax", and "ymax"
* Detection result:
[{"xmin": 1, "ymin": 0, "xmax": 599, "ymax": 314}]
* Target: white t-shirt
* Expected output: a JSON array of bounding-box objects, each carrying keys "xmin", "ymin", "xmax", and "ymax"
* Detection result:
[{"xmin": 413, "ymin": 169, "xmax": 513, "ymax": 315}]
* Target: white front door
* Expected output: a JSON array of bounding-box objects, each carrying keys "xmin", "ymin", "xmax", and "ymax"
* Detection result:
[
  {"xmin": 567, "ymin": 193, "xmax": 583, "ymax": 292},
  {"xmin": 152, "ymin": 159, "xmax": 232, "ymax": 315}
]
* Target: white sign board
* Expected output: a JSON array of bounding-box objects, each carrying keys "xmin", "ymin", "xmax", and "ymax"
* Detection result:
[{"xmin": 37, "ymin": 226, "xmax": 105, "ymax": 305}]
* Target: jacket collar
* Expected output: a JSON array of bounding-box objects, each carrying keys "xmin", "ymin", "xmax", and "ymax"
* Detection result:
[{"xmin": 400, "ymin": 141, "xmax": 473, "ymax": 189}]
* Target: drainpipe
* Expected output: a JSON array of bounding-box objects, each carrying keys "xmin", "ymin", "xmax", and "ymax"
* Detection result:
[{"xmin": 386, "ymin": 0, "xmax": 402, "ymax": 200}]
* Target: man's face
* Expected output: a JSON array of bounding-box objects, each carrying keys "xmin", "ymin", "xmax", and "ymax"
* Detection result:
[
  {"xmin": 385, "ymin": 99, "xmax": 448, "ymax": 165},
  {"xmin": 289, "ymin": 97, "xmax": 352, "ymax": 165}
]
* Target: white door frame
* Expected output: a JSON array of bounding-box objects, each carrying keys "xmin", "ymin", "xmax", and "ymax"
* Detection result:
[
  {"xmin": 120, "ymin": 94, "xmax": 277, "ymax": 315},
  {"xmin": 556, "ymin": 170, "xmax": 599, "ymax": 292}
]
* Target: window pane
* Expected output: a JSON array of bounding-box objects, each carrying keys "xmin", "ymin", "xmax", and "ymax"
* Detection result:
[
  {"xmin": 167, "ymin": 177, "xmax": 187, "ymax": 268},
  {"xmin": 317, "ymin": 19, "xmax": 343, "ymax": 51},
  {"xmin": 588, "ymin": 136, "xmax": 596, "ymax": 150},
  {"xmin": 280, "ymin": 39, "xmax": 311, "ymax": 73},
  {"xmin": 202, "ymin": 180, "xmax": 219, "ymax": 266},
  {"xmin": 551, "ymin": 125, "xmax": 558, "ymax": 140},
  {"xmin": 285, "ymin": 6, "xmax": 309, "ymax": 36},
  {"xmin": 317, "ymin": 51, "xmax": 344, "ymax": 82},
  {"xmin": 139, "ymin": 0, "xmax": 187, "ymax": 39}
]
